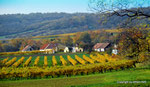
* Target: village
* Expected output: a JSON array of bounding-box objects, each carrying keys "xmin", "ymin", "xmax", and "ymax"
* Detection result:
[
  {"xmin": 22, "ymin": 43, "xmax": 118, "ymax": 55},
  {"xmin": 0, "ymin": 0, "xmax": 150, "ymax": 86}
]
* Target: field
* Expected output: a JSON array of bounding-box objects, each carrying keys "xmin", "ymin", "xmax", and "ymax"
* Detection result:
[
  {"xmin": 0, "ymin": 53, "xmax": 137, "ymax": 81},
  {"xmin": 0, "ymin": 53, "xmax": 89, "ymax": 67},
  {"xmin": 1, "ymin": 52, "xmax": 148, "ymax": 87},
  {"xmin": 0, "ymin": 68, "xmax": 149, "ymax": 87}
]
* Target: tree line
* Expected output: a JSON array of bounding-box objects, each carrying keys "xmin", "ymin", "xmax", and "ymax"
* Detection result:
[
  {"xmin": 0, "ymin": 30, "xmax": 115, "ymax": 52},
  {"xmin": 1, "ymin": 28, "xmax": 150, "ymax": 60}
]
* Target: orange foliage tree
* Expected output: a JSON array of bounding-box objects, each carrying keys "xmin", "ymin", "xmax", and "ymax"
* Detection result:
[{"xmin": 117, "ymin": 28, "xmax": 149, "ymax": 58}]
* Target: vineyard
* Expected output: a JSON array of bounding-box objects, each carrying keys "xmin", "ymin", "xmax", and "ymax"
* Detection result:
[{"xmin": 0, "ymin": 53, "xmax": 137, "ymax": 80}]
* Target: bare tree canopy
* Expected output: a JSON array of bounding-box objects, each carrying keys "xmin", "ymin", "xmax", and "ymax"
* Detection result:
[{"xmin": 89, "ymin": 0, "xmax": 150, "ymax": 18}]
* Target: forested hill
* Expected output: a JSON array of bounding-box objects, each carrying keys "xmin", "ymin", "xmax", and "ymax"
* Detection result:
[
  {"xmin": 0, "ymin": 13, "xmax": 102, "ymax": 38},
  {"xmin": 0, "ymin": 7, "xmax": 150, "ymax": 38}
]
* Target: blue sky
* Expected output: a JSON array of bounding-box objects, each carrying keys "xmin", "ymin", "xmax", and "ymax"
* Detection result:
[{"xmin": 0, "ymin": 0, "xmax": 90, "ymax": 14}]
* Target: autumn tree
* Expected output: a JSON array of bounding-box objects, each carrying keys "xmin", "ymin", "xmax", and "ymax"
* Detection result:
[
  {"xmin": 61, "ymin": 36, "xmax": 73, "ymax": 47},
  {"xmin": 117, "ymin": 28, "xmax": 149, "ymax": 58},
  {"xmin": 9, "ymin": 38, "xmax": 24, "ymax": 51},
  {"xmin": 20, "ymin": 39, "xmax": 42, "ymax": 51},
  {"xmin": 89, "ymin": 0, "xmax": 150, "ymax": 28},
  {"xmin": 79, "ymin": 32, "xmax": 91, "ymax": 44},
  {"xmin": 0, "ymin": 41, "xmax": 4, "ymax": 52},
  {"xmin": 78, "ymin": 32, "xmax": 93, "ymax": 52},
  {"xmin": 89, "ymin": 0, "xmax": 150, "ymax": 59},
  {"xmin": 88, "ymin": 30, "xmax": 115, "ymax": 44},
  {"xmin": 146, "ymin": 31, "xmax": 150, "ymax": 53},
  {"xmin": 73, "ymin": 32, "xmax": 82, "ymax": 44}
]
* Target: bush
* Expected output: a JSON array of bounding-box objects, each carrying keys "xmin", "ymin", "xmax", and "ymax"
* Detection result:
[
  {"xmin": 0, "ymin": 59, "xmax": 136, "ymax": 80},
  {"xmin": 137, "ymin": 52, "xmax": 149, "ymax": 63},
  {"xmin": 0, "ymin": 50, "xmax": 53, "ymax": 56}
]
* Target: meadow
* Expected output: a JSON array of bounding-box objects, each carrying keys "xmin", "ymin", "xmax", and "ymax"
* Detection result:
[
  {"xmin": 0, "ymin": 52, "xmax": 149, "ymax": 87},
  {"xmin": 0, "ymin": 67, "xmax": 149, "ymax": 87},
  {"xmin": 0, "ymin": 53, "xmax": 89, "ymax": 67},
  {"xmin": 0, "ymin": 53, "xmax": 137, "ymax": 80}
]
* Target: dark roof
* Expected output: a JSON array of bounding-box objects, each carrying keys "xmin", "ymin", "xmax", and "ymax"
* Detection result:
[
  {"xmin": 22, "ymin": 45, "xmax": 31, "ymax": 51},
  {"xmin": 57, "ymin": 43, "xmax": 66, "ymax": 49},
  {"xmin": 40, "ymin": 43, "xmax": 57, "ymax": 50},
  {"xmin": 93, "ymin": 43, "xmax": 110, "ymax": 49}
]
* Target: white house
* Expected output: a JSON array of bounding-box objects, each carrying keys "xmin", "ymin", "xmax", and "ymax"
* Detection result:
[
  {"xmin": 78, "ymin": 48, "xmax": 83, "ymax": 52},
  {"xmin": 72, "ymin": 47, "xmax": 83, "ymax": 53},
  {"xmin": 22, "ymin": 45, "xmax": 33, "ymax": 52},
  {"xmin": 72, "ymin": 47, "xmax": 76, "ymax": 53},
  {"xmin": 64, "ymin": 47, "xmax": 69, "ymax": 53},
  {"xmin": 112, "ymin": 44, "xmax": 118, "ymax": 55},
  {"xmin": 40, "ymin": 43, "xmax": 58, "ymax": 54}
]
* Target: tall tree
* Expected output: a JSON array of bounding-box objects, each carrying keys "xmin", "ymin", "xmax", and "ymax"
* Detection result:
[
  {"xmin": 0, "ymin": 41, "xmax": 4, "ymax": 52},
  {"xmin": 117, "ymin": 28, "xmax": 149, "ymax": 58},
  {"xmin": 89, "ymin": 0, "xmax": 150, "ymax": 28},
  {"xmin": 89, "ymin": 0, "xmax": 150, "ymax": 58},
  {"xmin": 78, "ymin": 32, "xmax": 93, "ymax": 52},
  {"xmin": 73, "ymin": 32, "xmax": 82, "ymax": 44},
  {"xmin": 10, "ymin": 38, "xmax": 23, "ymax": 51},
  {"xmin": 62, "ymin": 36, "xmax": 73, "ymax": 47},
  {"xmin": 79, "ymin": 32, "xmax": 91, "ymax": 44}
]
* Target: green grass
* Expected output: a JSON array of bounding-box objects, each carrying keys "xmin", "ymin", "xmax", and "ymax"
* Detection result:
[
  {"xmin": 47, "ymin": 56, "xmax": 52, "ymax": 66},
  {"xmin": 55, "ymin": 55, "xmax": 62, "ymax": 66},
  {"xmin": 0, "ymin": 36, "xmax": 6, "ymax": 39},
  {"xmin": 19, "ymin": 56, "xmax": 29, "ymax": 67},
  {"xmin": 0, "ymin": 68, "xmax": 149, "ymax": 87}
]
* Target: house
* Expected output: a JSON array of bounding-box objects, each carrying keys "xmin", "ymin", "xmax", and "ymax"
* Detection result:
[
  {"xmin": 93, "ymin": 43, "xmax": 110, "ymax": 52},
  {"xmin": 112, "ymin": 49, "xmax": 118, "ymax": 55},
  {"xmin": 72, "ymin": 47, "xmax": 76, "ymax": 53},
  {"xmin": 57, "ymin": 43, "xmax": 66, "ymax": 52},
  {"xmin": 40, "ymin": 43, "xmax": 58, "ymax": 54},
  {"xmin": 78, "ymin": 48, "xmax": 83, "ymax": 52},
  {"xmin": 22, "ymin": 45, "xmax": 33, "ymax": 52},
  {"xmin": 72, "ymin": 44, "xmax": 79, "ymax": 53},
  {"xmin": 72, "ymin": 46, "xmax": 83, "ymax": 53},
  {"xmin": 64, "ymin": 47, "xmax": 69, "ymax": 53},
  {"xmin": 112, "ymin": 44, "xmax": 118, "ymax": 55},
  {"xmin": 64, "ymin": 47, "xmax": 74, "ymax": 53}
]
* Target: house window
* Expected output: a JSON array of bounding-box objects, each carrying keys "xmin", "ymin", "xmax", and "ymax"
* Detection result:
[
  {"xmin": 97, "ymin": 49, "xmax": 100, "ymax": 52},
  {"xmin": 101, "ymin": 48, "xmax": 105, "ymax": 51}
]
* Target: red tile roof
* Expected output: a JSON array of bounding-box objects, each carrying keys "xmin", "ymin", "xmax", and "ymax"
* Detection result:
[
  {"xmin": 93, "ymin": 43, "xmax": 110, "ymax": 49},
  {"xmin": 22, "ymin": 45, "xmax": 31, "ymax": 51},
  {"xmin": 47, "ymin": 43, "xmax": 57, "ymax": 49},
  {"xmin": 40, "ymin": 44, "xmax": 49, "ymax": 50},
  {"xmin": 40, "ymin": 43, "xmax": 57, "ymax": 50}
]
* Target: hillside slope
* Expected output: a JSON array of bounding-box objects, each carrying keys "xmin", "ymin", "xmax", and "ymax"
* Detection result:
[{"xmin": 0, "ymin": 7, "xmax": 150, "ymax": 39}]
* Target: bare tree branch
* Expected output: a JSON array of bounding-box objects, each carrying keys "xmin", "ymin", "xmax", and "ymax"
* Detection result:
[{"xmin": 89, "ymin": 0, "xmax": 150, "ymax": 18}]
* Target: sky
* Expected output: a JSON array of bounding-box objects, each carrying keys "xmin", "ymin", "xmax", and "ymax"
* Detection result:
[{"xmin": 0, "ymin": 0, "xmax": 90, "ymax": 14}]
